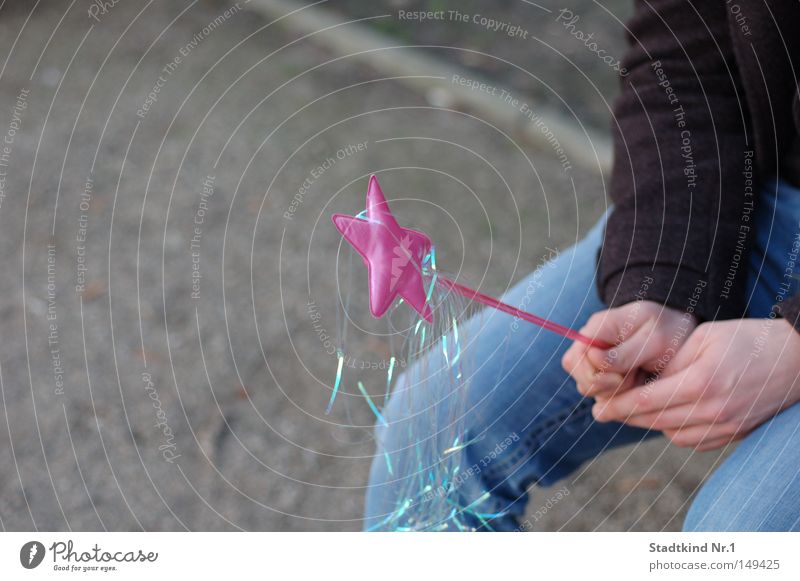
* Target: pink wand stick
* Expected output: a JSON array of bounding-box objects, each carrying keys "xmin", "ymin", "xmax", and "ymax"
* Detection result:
[
  {"xmin": 331, "ymin": 176, "xmax": 613, "ymax": 350},
  {"xmin": 437, "ymin": 276, "xmax": 613, "ymax": 349}
]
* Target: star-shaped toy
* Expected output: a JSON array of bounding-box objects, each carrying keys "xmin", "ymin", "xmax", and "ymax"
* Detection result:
[{"xmin": 332, "ymin": 175, "xmax": 433, "ymax": 322}]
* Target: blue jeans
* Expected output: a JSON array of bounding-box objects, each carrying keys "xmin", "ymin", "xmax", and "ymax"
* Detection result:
[{"xmin": 364, "ymin": 177, "xmax": 800, "ymax": 531}]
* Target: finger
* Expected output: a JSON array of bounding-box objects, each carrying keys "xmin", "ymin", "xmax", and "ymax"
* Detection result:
[
  {"xmin": 664, "ymin": 423, "xmax": 742, "ymax": 449},
  {"xmin": 567, "ymin": 352, "xmax": 600, "ymax": 396},
  {"xmin": 563, "ymin": 337, "xmax": 606, "ymax": 392},
  {"xmin": 572, "ymin": 354, "xmax": 640, "ymax": 398},
  {"xmin": 585, "ymin": 322, "xmax": 666, "ymax": 375},
  {"xmin": 573, "ymin": 353, "xmax": 599, "ymax": 386},
  {"xmin": 561, "ymin": 340, "xmax": 590, "ymax": 375},
  {"xmin": 592, "ymin": 365, "xmax": 704, "ymax": 422},
  {"xmin": 579, "ymin": 310, "xmax": 625, "ymax": 346},
  {"xmin": 661, "ymin": 324, "xmax": 712, "ymax": 376},
  {"xmin": 580, "ymin": 370, "xmax": 625, "ymax": 397},
  {"xmin": 568, "ymin": 308, "xmax": 641, "ymax": 393},
  {"xmin": 694, "ymin": 432, "xmax": 746, "ymax": 452},
  {"xmin": 622, "ymin": 401, "xmax": 711, "ymax": 430},
  {"xmin": 583, "ymin": 367, "xmax": 643, "ymax": 398}
]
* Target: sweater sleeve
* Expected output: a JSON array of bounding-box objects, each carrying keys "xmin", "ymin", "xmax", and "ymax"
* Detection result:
[{"xmin": 597, "ymin": 0, "xmax": 754, "ymax": 322}]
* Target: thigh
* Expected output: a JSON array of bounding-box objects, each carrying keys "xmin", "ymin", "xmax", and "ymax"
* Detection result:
[
  {"xmin": 746, "ymin": 177, "xmax": 800, "ymax": 317},
  {"xmin": 684, "ymin": 401, "xmax": 800, "ymax": 531},
  {"xmin": 365, "ymin": 211, "xmax": 655, "ymax": 529},
  {"xmin": 377, "ymin": 214, "xmax": 612, "ymax": 448},
  {"xmin": 456, "ymin": 212, "xmax": 651, "ymax": 490},
  {"xmin": 684, "ymin": 177, "xmax": 800, "ymax": 531}
]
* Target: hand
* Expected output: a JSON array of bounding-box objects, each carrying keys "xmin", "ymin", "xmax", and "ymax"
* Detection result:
[
  {"xmin": 562, "ymin": 300, "xmax": 697, "ymax": 399},
  {"xmin": 593, "ymin": 319, "xmax": 800, "ymax": 451}
]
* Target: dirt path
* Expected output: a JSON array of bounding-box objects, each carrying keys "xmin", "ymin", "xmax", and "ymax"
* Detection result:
[{"xmin": 0, "ymin": 0, "xmax": 720, "ymax": 530}]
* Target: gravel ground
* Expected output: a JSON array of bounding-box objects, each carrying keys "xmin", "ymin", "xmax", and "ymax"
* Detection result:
[
  {"xmin": 0, "ymin": 0, "xmax": 724, "ymax": 531},
  {"xmin": 304, "ymin": 0, "xmax": 634, "ymax": 132}
]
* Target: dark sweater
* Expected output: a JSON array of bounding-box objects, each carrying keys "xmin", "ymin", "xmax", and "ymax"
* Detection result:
[{"xmin": 598, "ymin": 0, "xmax": 800, "ymax": 330}]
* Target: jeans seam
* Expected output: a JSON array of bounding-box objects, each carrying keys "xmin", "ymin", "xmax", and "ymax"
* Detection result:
[{"xmin": 482, "ymin": 398, "xmax": 593, "ymax": 480}]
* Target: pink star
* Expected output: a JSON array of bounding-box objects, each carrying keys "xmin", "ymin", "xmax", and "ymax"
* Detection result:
[{"xmin": 332, "ymin": 175, "xmax": 433, "ymax": 322}]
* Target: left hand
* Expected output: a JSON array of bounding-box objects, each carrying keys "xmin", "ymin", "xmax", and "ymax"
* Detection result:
[{"xmin": 592, "ymin": 318, "xmax": 800, "ymax": 451}]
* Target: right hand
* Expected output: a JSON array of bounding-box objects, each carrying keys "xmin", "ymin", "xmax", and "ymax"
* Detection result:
[{"xmin": 561, "ymin": 300, "xmax": 697, "ymax": 401}]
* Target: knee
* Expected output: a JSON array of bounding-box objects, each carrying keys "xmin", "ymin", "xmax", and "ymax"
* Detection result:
[
  {"xmin": 683, "ymin": 490, "xmax": 750, "ymax": 531},
  {"xmin": 684, "ymin": 471, "xmax": 800, "ymax": 532},
  {"xmin": 374, "ymin": 364, "xmax": 454, "ymax": 455}
]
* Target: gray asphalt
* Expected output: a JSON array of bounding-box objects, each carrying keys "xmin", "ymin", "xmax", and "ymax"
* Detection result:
[{"xmin": 0, "ymin": 0, "xmax": 725, "ymax": 531}]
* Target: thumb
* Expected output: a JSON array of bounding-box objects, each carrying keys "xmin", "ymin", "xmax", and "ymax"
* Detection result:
[
  {"xmin": 661, "ymin": 323, "xmax": 712, "ymax": 376},
  {"xmin": 578, "ymin": 309, "xmax": 630, "ymax": 347},
  {"xmin": 587, "ymin": 321, "xmax": 666, "ymax": 374}
]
